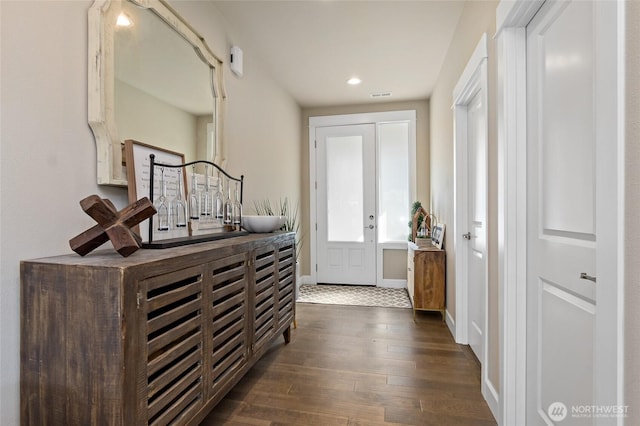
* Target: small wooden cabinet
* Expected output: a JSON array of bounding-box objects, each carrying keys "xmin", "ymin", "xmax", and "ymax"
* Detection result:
[
  {"xmin": 20, "ymin": 233, "xmax": 295, "ymax": 426},
  {"xmin": 407, "ymin": 242, "xmax": 445, "ymax": 319}
]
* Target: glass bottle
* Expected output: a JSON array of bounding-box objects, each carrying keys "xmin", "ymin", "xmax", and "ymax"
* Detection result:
[
  {"xmin": 200, "ymin": 165, "xmax": 213, "ymax": 221},
  {"xmin": 215, "ymin": 172, "xmax": 224, "ymax": 224},
  {"xmin": 188, "ymin": 166, "xmax": 200, "ymax": 221},
  {"xmin": 223, "ymin": 178, "xmax": 233, "ymax": 227},
  {"xmin": 172, "ymin": 169, "xmax": 188, "ymax": 228},
  {"xmin": 154, "ymin": 168, "xmax": 170, "ymax": 231},
  {"xmin": 233, "ymin": 181, "xmax": 242, "ymax": 230}
]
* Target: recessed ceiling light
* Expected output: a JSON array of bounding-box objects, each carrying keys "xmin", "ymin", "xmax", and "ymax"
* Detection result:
[{"xmin": 347, "ymin": 77, "xmax": 362, "ymax": 85}]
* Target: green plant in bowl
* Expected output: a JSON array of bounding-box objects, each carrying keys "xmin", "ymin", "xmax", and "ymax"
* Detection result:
[{"xmin": 254, "ymin": 198, "xmax": 302, "ymax": 262}]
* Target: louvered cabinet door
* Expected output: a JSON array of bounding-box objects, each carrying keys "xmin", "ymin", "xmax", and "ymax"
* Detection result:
[
  {"xmin": 139, "ymin": 265, "xmax": 206, "ymax": 426},
  {"xmin": 276, "ymin": 242, "xmax": 295, "ymax": 330},
  {"xmin": 208, "ymin": 252, "xmax": 249, "ymax": 400},
  {"xmin": 253, "ymin": 245, "xmax": 277, "ymax": 353}
]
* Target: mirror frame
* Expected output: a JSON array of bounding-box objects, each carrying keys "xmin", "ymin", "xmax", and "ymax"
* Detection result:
[{"xmin": 88, "ymin": 0, "xmax": 224, "ymax": 186}]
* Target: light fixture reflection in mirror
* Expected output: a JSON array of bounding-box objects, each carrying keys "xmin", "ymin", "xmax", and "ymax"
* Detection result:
[
  {"xmin": 116, "ymin": 12, "xmax": 132, "ymax": 27},
  {"xmin": 89, "ymin": 0, "xmax": 224, "ymax": 186}
]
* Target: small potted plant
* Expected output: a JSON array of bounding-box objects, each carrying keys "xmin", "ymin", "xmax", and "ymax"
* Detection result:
[
  {"xmin": 254, "ymin": 198, "xmax": 303, "ymax": 297},
  {"xmin": 253, "ymin": 198, "xmax": 301, "ymax": 259}
]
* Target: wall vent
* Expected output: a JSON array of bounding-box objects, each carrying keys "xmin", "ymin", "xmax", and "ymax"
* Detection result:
[{"xmin": 370, "ymin": 92, "xmax": 392, "ymax": 99}]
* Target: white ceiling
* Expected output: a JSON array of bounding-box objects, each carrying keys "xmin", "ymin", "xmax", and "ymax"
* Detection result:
[{"xmin": 211, "ymin": 1, "xmax": 465, "ymax": 108}]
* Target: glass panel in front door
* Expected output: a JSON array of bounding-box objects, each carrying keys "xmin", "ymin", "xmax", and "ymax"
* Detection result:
[{"xmin": 326, "ymin": 135, "xmax": 364, "ymax": 242}]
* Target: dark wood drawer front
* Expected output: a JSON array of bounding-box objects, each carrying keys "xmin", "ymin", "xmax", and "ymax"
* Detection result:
[
  {"xmin": 142, "ymin": 266, "xmax": 205, "ymax": 426},
  {"xmin": 210, "ymin": 253, "xmax": 248, "ymax": 392},
  {"xmin": 253, "ymin": 246, "xmax": 277, "ymax": 351},
  {"xmin": 277, "ymin": 243, "xmax": 295, "ymax": 328}
]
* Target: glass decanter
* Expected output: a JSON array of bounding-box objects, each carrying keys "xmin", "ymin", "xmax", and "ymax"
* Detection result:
[
  {"xmin": 154, "ymin": 168, "xmax": 170, "ymax": 231},
  {"xmin": 188, "ymin": 166, "xmax": 200, "ymax": 221},
  {"xmin": 233, "ymin": 181, "xmax": 242, "ymax": 230},
  {"xmin": 172, "ymin": 169, "xmax": 188, "ymax": 228}
]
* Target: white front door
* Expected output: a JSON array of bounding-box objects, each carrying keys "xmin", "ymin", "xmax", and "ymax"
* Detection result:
[
  {"xmin": 316, "ymin": 124, "xmax": 376, "ymax": 285},
  {"xmin": 465, "ymin": 88, "xmax": 487, "ymax": 362},
  {"xmin": 526, "ymin": 0, "xmax": 620, "ymax": 423}
]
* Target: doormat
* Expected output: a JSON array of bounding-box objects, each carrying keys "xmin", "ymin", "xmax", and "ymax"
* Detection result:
[{"xmin": 297, "ymin": 284, "xmax": 412, "ymax": 309}]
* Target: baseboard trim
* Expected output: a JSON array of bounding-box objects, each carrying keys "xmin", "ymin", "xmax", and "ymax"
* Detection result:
[
  {"xmin": 298, "ymin": 276, "xmax": 407, "ymax": 289},
  {"xmin": 378, "ymin": 279, "xmax": 406, "ymax": 289},
  {"xmin": 445, "ymin": 309, "xmax": 456, "ymax": 339},
  {"xmin": 484, "ymin": 376, "xmax": 500, "ymax": 423}
]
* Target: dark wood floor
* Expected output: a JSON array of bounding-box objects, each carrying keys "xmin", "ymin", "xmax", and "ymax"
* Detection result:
[{"xmin": 201, "ymin": 303, "xmax": 497, "ymax": 425}]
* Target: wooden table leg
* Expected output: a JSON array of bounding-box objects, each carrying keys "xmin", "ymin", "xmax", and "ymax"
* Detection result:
[{"xmin": 283, "ymin": 326, "xmax": 291, "ymax": 344}]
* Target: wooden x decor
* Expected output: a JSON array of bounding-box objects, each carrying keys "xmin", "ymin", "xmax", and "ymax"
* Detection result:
[{"xmin": 69, "ymin": 195, "xmax": 156, "ymax": 257}]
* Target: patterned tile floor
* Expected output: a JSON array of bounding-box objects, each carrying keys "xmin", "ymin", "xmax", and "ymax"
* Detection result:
[{"xmin": 297, "ymin": 284, "xmax": 412, "ymax": 309}]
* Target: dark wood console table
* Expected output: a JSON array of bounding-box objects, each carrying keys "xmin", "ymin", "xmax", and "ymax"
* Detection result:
[{"xmin": 20, "ymin": 232, "xmax": 295, "ymax": 425}]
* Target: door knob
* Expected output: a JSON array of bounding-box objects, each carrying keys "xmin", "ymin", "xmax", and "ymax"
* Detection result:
[
  {"xmin": 365, "ymin": 224, "xmax": 374, "ymax": 229},
  {"xmin": 462, "ymin": 232, "xmax": 471, "ymax": 240}
]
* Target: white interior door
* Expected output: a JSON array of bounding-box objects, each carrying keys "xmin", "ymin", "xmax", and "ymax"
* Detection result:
[
  {"xmin": 526, "ymin": 1, "xmax": 619, "ymax": 423},
  {"xmin": 453, "ymin": 34, "xmax": 489, "ymax": 389},
  {"xmin": 316, "ymin": 124, "xmax": 376, "ymax": 285},
  {"xmin": 465, "ymin": 89, "xmax": 487, "ymax": 362}
]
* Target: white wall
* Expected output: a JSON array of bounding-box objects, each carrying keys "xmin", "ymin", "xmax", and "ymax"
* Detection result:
[
  {"xmin": 1, "ymin": 3, "xmax": 126, "ymax": 423},
  {"xmin": 223, "ymin": 55, "xmax": 302, "ymax": 208},
  {"xmin": 0, "ymin": 1, "xmax": 300, "ymax": 424},
  {"xmin": 174, "ymin": 1, "xmax": 302, "ymax": 209},
  {"xmin": 429, "ymin": 0, "xmax": 499, "ymax": 391}
]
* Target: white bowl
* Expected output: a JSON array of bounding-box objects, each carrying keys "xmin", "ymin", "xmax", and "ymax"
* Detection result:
[{"xmin": 242, "ymin": 215, "xmax": 286, "ymax": 233}]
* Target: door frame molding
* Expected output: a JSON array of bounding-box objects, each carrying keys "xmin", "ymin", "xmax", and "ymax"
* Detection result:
[
  {"xmin": 452, "ymin": 33, "xmax": 496, "ymax": 417},
  {"xmin": 494, "ymin": 3, "xmax": 538, "ymax": 422},
  {"xmin": 495, "ymin": 1, "xmax": 626, "ymax": 424},
  {"xmin": 314, "ymin": 123, "xmax": 377, "ymax": 285},
  {"xmin": 308, "ymin": 111, "xmax": 417, "ymax": 286}
]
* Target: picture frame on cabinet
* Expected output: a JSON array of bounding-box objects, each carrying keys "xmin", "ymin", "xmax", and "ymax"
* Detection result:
[
  {"xmin": 124, "ymin": 139, "xmax": 188, "ymax": 242},
  {"xmin": 432, "ymin": 223, "xmax": 445, "ymax": 249}
]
